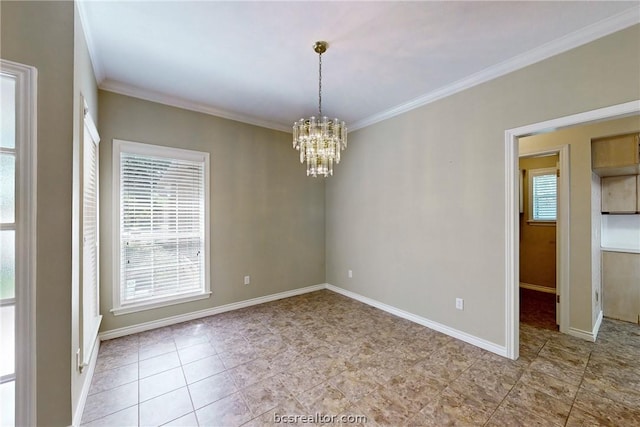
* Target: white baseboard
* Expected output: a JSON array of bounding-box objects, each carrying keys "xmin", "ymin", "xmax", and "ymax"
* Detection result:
[
  {"xmin": 567, "ymin": 310, "xmax": 603, "ymax": 343},
  {"xmin": 519, "ymin": 282, "xmax": 556, "ymax": 294},
  {"xmin": 592, "ymin": 310, "xmax": 603, "ymax": 341},
  {"xmin": 325, "ymin": 284, "xmax": 508, "ymax": 358},
  {"xmin": 99, "ymin": 284, "xmax": 326, "ymax": 341},
  {"xmin": 72, "ymin": 338, "xmax": 100, "ymax": 427},
  {"xmin": 100, "ymin": 282, "xmax": 508, "ymax": 358}
]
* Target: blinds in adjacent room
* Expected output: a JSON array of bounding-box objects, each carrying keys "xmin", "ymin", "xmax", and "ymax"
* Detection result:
[
  {"xmin": 118, "ymin": 144, "xmax": 207, "ymax": 307},
  {"xmin": 530, "ymin": 169, "xmax": 557, "ymax": 221}
]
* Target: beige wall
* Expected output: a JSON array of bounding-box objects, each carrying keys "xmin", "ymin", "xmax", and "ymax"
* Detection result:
[
  {"xmin": 1, "ymin": 1, "xmax": 75, "ymax": 425},
  {"xmin": 72, "ymin": 2, "xmax": 99, "ymax": 420},
  {"xmin": 519, "ymin": 155, "xmax": 558, "ymax": 289},
  {"xmin": 326, "ymin": 25, "xmax": 640, "ymax": 346},
  {"xmin": 2, "ymin": 3, "xmax": 639, "ymax": 423},
  {"xmin": 98, "ymin": 91, "xmax": 325, "ymax": 332},
  {"xmin": 520, "ymin": 116, "xmax": 640, "ymax": 332}
]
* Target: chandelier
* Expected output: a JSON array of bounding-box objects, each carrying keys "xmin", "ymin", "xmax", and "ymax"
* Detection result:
[{"xmin": 293, "ymin": 41, "xmax": 347, "ymax": 177}]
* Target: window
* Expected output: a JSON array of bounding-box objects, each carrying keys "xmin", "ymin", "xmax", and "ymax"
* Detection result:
[
  {"xmin": 112, "ymin": 140, "xmax": 210, "ymax": 315},
  {"xmin": 528, "ymin": 167, "xmax": 557, "ymax": 222},
  {"xmin": 80, "ymin": 103, "xmax": 101, "ymax": 367}
]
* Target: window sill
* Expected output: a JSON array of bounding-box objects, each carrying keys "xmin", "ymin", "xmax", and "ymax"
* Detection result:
[
  {"xmin": 526, "ymin": 220, "xmax": 556, "ymax": 226},
  {"xmin": 111, "ymin": 291, "xmax": 212, "ymax": 316}
]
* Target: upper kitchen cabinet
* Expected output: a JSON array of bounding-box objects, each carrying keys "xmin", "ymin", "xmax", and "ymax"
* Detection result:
[
  {"xmin": 602, "ymin": 175, "xmax": 638, "ymax": 213},
  {"xmin": 592, "ymin": 132, "xmax": 640, "ymax": 177}
]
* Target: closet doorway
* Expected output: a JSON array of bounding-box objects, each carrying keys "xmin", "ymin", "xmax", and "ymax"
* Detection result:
[{"xmin": 519, "ymin": 152, "xmax": 560, "ymax": 331}]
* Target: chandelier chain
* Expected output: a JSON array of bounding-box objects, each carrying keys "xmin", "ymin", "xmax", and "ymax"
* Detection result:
[{"xmin": 318, "ymin": 52, "xmax": 322, "ymax": 116}]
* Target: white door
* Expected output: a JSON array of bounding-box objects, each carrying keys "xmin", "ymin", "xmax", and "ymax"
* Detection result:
[{"xmin": 0, "ymin": 60, "xmax": 37, "ymax": 427}]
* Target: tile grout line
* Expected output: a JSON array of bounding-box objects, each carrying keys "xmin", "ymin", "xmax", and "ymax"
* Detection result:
[
  {"xmin": 563, "ymin": 350, "xmax": 591, "ymax": 427},
  {"xmin": 176, "ymin": 335, "xmax": 199, "ymax": 427}
]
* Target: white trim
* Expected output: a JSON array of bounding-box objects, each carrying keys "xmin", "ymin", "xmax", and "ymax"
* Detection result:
[
  {"xmin": 505, "ymin": 100, "xmax": 640, "ymax": 360},
  {"xmin": 100, "ymin": 81, "xmax": 291, "ymax": 133},
  {"xmin": 504, "ymin": 127, "xmax": 519, "ymax": 360},
  {"xmin": 567, "ymin": 310, "xmax": 602, "ymax": 343},
  {"xmin": 79, "ymin": 98, "xmax": 102, "ymax": 367},
  {"xmin": 592, "ymin": 310, "xmax": 604, "ymax": 341},
  {"xmin": 84, "ymin": 7, "xmax": 640, "ymax": 134},
  {"xmin": 519, "ymin": 145, "xmax": 570, "ymax": 336},
  {"xmin": 75, "ymin": 1, "xmax": 105, "ymax": 83},
  {"xmin": 100, "ymin": 284, "xmax": 325, "ymax": 340},
  {"xmin": 111, "ymin": 139, "xmax": 211, "ymax": 315},
  {"xmin": 72, "ymin": 338, "xmax": 100, "ymax": 427},
  {"xmin": 350, "ymin": 7, "xmax": 640, "ymax": 131},
  {"xmin": 100, "ymin": 282, "xmax": 508, "ymax": 356},
  {"xmin": 325, "ymin": 284, "xmax": 508, "ymax": 358},
  {"xmin": 520, "ymin": 283, "xmax": 556, "ymax": 294},
  {"xmin": 111, "ymin": 291, "xmax": 212, "ymax": 316},
  {"xmin": 1, "ymin": 59, "xmax": 38, "ymax": 427}
]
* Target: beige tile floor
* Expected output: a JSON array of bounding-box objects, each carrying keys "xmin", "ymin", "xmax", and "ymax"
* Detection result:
[{"xmin": 82, "ymin": 290, "xmax": 640, "ymax": 426}]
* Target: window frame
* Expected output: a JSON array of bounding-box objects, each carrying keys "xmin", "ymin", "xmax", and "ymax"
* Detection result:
[
  {"xmin": 79, "ymin": 101, "xmax": 101, "ymax": 367},
  {"xmin": 528, "ymin": 166, "xmax": 557, "ymax": 224},
  {"xmin": 111, "ymin": 139, "xmax": 211, "ymax": 315}
]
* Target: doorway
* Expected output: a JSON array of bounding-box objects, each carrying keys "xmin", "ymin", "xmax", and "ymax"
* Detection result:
[
  {"xmin": 503, "ymin": 100, "xmax": 640, "ymax": 361},
  {"xmin": 519, "ymin": 152, "xmax": 560, "ymax": 331}
]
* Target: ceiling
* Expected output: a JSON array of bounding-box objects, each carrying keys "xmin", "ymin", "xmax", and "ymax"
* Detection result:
[{"xmin": 78, "ymin": 1, "xmax": 639, "ymax": 132}]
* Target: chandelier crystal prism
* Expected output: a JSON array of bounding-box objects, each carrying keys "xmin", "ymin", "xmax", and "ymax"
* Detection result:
[{"xmin": 293, "ymin": 41, "xmax": 347, "ymax": 177}]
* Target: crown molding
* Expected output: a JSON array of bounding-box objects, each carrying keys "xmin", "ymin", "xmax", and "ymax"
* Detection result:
[
  {"xmin": 99, "ymin": 79, "xmax": 292, "ymax": 133},
  {"xmin": 76, "ymin": 1, "xmax": 105, "ymax": 84},
  {"xmin": 83, "ymin": 5, "xmax": 638, "ymax": 134},
  {"xmin": 349, "ymin": 6, "xmax": 640, "ymax": 131}
]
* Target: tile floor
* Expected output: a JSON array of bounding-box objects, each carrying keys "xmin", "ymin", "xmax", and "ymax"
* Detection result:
[{"xmin": 82, "ymin": 290, "xmax": 640, "ymax": 426}]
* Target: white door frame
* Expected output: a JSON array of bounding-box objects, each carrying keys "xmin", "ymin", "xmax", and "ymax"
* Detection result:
[{"xmin": 504, "ymin": 100, "xmax": 640, "ymax": 360}]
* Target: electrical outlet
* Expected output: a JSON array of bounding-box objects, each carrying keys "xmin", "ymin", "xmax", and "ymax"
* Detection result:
[
  {"xmin": 244, "ymin": 275, "xmax": 250, "ymax": 285},
  {"xmin": 348, "ymin": 270, "xmax": 353, "ymax": 278},
  {"xmin": 455, "ymin": 298, "xmax": 464, "ymax": 310}
]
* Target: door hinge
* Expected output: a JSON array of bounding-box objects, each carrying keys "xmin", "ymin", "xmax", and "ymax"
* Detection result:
[
  {"xmin": 556, "ymin": 295, "xmax": 560, "ymax": 304},
  {"xmin": 556, "ymin": 169, "xmax": 560, "ymax": 177}
]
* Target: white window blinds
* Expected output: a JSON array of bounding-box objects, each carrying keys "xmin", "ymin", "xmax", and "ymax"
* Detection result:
[
  {"xmin": 116, "ymin": 141, "xmax": 209, "ymax": 310},
  {"xmin": 81, "ymin": 109, "xmax": 101, "ymax": 365},
  {"xmin": 531, "ymin": 169, "xmax": 557, "ymax": 221}
]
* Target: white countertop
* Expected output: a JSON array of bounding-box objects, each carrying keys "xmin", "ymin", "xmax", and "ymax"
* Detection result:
[{"xmin": 601, "ymin": 247, "xmax": 640, "ymax": 254}]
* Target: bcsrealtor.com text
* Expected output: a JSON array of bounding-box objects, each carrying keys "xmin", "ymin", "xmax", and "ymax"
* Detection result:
[{"xmin": 274, "ymin": 413, "xmax": 367, "ymax": 424}]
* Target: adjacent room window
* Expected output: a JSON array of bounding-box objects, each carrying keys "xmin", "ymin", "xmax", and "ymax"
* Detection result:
[
  {"xmin": 112, "ymin": 140, "xmax": 210, "ymax": 315},
  {"xmin": 528, "ymin": 167, "xmax": 557, "ymax": 222}
]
